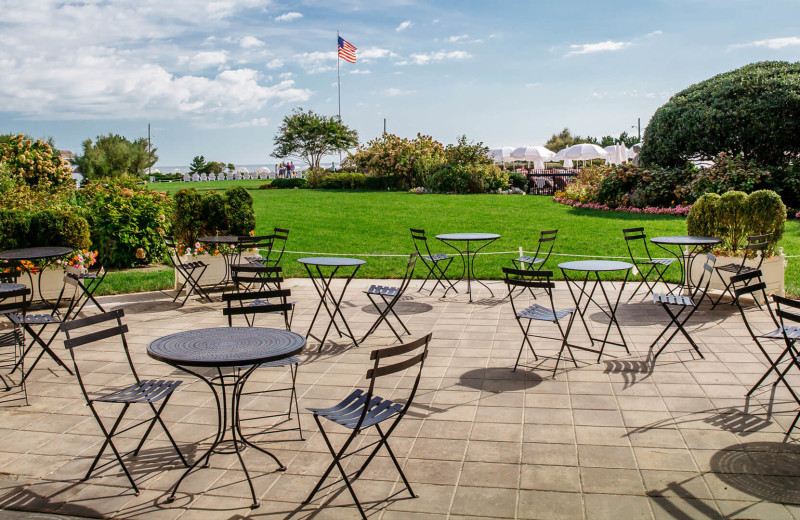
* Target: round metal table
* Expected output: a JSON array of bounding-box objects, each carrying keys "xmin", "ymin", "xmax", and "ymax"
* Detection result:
[
  {"xmin": 436, "ymin": 233, "xmax": 501, "ymax": 302},
  {"xmin": 298, "ymin": 257, "xmax": 365, "ymax": 350},
  {"xmin": 0, "ymin": 246, "xmax": 73, "ymax": 306},
  {"xmin": 147, "ymin": 327, "xmax": 306, "ymax": 508},
  {"xmin": 198, "ymin": 236, "xmax": 243, "ymax": 288},
  {"xmin": 558, "ymin": 260, "xmax": 634, "ymax": 362},
  {"xmin": 650, "ymin": 236, "xmax": 722, "ymax": 294}
]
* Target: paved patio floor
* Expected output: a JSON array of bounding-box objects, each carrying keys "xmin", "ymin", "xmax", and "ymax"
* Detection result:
[{"xmin": 0, "ymin": 277, "xmax": 799, "ymax": 520}]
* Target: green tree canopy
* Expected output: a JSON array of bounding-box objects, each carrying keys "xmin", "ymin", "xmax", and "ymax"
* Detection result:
[
  {"xmin": 73, "ymin": 133, "xmax": 157, "ymax": 179},
  {"xmin": 189, "ymin": 155, "xmax": 207, "ymax": 175},
  {"xmin": 640, "ymin": 61, "xmax": 800, "ymax": 167},
  {"xmin": 544, "ymin": 128, "xmax": 597, "ymax": 152},
  {"xmin": 271, "ymin": 108, "xmax": 359, "ymax": 170}
]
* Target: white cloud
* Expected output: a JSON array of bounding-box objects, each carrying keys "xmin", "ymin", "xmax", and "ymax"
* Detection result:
[
  {"xmin": 566, "ymin": 40, "xmax": 632, "ymax": 56},
  {"xmin": 447, "ymin": 34, "xmax": 469, "ymax": 42},
  {"xmin": 240, "ymin": 36, "xmax": 264, "ymax": 48},
  {"xmin": 432, "ymin": 19, "xmax": 440, "ymax": 24},
  {"xmin": 396, "ymin": 20, "xmax": 413, "ymax": 32},
  {"xmin": 266, "ymin": 58, "xmax": 284, "ymax": 69},
  {"xmin": 359, "ymin": 47, "xmax": 399, "ymax": 60},
  {"xmin": 731, "ymin": 36, "xmax": 800, "ymax": 49},
  {"xmin": 525, "ymin": 82, "xmax": 540, "ymax": 88},
  {"xmin": 646, "ymin": 30, "xmax": 663, "ymax": 37},
  {"xmin": 184, "ymin": 51, "xmax": 228, "ymax": 69},
  {"xmin": 228, "ymin": 117, "xmax": 270, "ymax": 127},
  {"xmin": 350, "ymin": 69, "xmax": 371, "ymax": 74},
  {"xmin": 401, "ymin": 50, "xmax": 471, "ymax": 65},
  {"xmin": 279, "ymin": 72, "xmax": 294, "ymax": 79},
  {"xmin": 383, "ymin": 88, "xmax": 415, "ymax": 96},
  {"xmin": 275, "ymin": 12, "xmax": 303, "ymax": 22},
  {"xmin": 294, "ymin": 50, "xmax": 337, "ymax": 73}
]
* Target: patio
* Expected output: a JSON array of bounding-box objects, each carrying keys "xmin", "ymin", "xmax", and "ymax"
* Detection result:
[{"xmin": 0, "ymin": 278, "xmax": 798, "ymax": 520}]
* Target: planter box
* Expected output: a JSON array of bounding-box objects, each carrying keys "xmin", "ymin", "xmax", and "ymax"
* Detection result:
[
  {"xmin": 690, "ymin": 250, "xmax": 786, "ymax": 300},
  {"xmin": 34, "ymin": 265, "xmax": 84, "ymax": 302},
  {"xmin": 174, "ymin": 254, "xmax": 227, "ymax": 290}
]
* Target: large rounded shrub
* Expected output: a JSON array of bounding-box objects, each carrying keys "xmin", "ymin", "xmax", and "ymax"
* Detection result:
[
  {"xmin": 686, "ymin": 193, "xmax": 720, "ymax": 238},
  {"xmin": 640, "ymin": 61, "xmax": 800, "ymax": 167},
  {"xmin": 224, "ymin": 186, "xmax": 256, "ymax": 236}
]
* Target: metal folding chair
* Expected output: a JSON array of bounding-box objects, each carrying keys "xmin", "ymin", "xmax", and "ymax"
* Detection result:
[
  {"xmin": 60, "ymin": 310, "xmax": 187, "ymax": 494},
  {"xmin": 711, "ymin": 234, "xmax": 770, "ymax": 308},
  {"xmin": 240, "ymin": 235, "xmax": 275, "ymax": 266},
  {"xmin": 648, "ymin": 253, "xmax": 716, "ymax": 361},
  {"xmin": 304, "ymin": 333, "xmax": 431, "ymax": 519},
  {"xmin": 223, "ymin": 271, "xmax": 301, "ymax": 438},
  {"xmin": 268, "ymin": 228, "xmax": 290, "ymax": 268},
  {"xmin": 0, "ymin": 285, "xmax": 30, "ymax": 403},
  {"xmin": 512, "ymin": 229, "xmax": 557, "ymax": 272},
  {"xmin": 162, "ymin": 234, "xmax": 212, "ymax": 306},
  {"xmin": 503, "ymin": 267, "xmax": 578, "ymax": 376},
  {"xmin": 730, "ymin": 270, "xmax": 800, "ymax": 402},
  {"xmin": 361, "ymin": 253, "xmax": 417, "ymax": 344},
  {"xmin": 66, "ymin": 264, "xmax": 108, "ymax": 317},
  {"xmin": 622, "ymin": 227, "xmax": 676, "ymax": 300},
  {"xmin": 8, "ymin": 276, "xmax": 76, "ymax": 383},
  {"xmin": 769, "ymin": 295, "xmax": 800, "ymax": 440},
  {"xmin": 410, "ymin": 228, "xmax": 456, "ymax": 296}
]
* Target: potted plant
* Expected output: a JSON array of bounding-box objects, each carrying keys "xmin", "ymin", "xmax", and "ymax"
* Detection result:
[{"xmin": 688, "ymin": 190, "xmax": 787, "ymax": 296}]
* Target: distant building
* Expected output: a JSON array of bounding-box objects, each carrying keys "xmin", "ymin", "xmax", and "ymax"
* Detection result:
[{"xmin": 59, "ymin": 150, "xmax": 83, "ymax": 185}]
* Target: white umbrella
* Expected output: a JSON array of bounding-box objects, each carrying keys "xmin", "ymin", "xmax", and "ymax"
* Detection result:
[
  {"xmin": 563, "ymin": 159, "xmax": 574, "ymax": 168},
  {"xmin": 490, "ymin": 147, "xmax": 515, "ymax": 163},
  {"xmin": 604, "ymin": 144, "xmax": 629, "ymax": 165},
  {"xmin": 560, "ymin": 143, "xmax": 608, "ymax": 161},
  {"xmin": 628, "ymin": 143, "xmax": 642, "ymax": 160},
  {"xmin": 511, "ymin": 145, "xmax": 555, "ymax": 171}
]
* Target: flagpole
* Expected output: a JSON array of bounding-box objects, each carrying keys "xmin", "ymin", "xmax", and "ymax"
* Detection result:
[{"xmin": 337, "ymin": 29, "xmax": 342, "ymax": 165}]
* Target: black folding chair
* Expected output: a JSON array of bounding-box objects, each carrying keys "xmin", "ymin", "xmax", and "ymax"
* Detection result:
[
  {"xmin": 503, "ymin": 267, "xmax": 578, "ymax": 377},
  {"xmin": 268, "ymin": 228, "xmax": 290, "ymax": 268},
  {"xmin": 361, "ymin": 253, "xmax": 417, "ymax": 344},
  {"xmin": 304, "ymin": 333, "xmax": 431, "ymax": 519},
  {"xmin": 730, "ymin": 270, "xmax": 800, "ymax": 402},
  {"xmin": 8, "ymin": 277, "xmax": 76, "ymax": 383},
  {"xmin": 66, "ymin": 264, "xmax": 108, "ymax": 317},
  {"xmin": 0, "ymin": 285, "xmax": 30, "ymax": 403},
  {"xmin": 711, "ymin": 234, "xmax": 770, "ymax": 309},
  {"xmin": 648, "ymin": 253, "xmax": 716, "ymax": 361},
  {"xmin": 769, "ymin": 295, "xmax": 800, "ymax": 440},
  {"xmin": 223, "ymin": 273, "xmax": 301, "ymax": 438},
  {"xmin": 410, "ymin": 228, "xmax": 456, "ymax": 296},
  {"xmin": 162, "ymin": 234, "xmax": 212, "ymax": 306},
  {"xmin": 622, "ymin": 227, "xmax": 676, "ymax": 300},
  {"xmin": 60, "ymin": 310, "xmax": 187, "ymax": 494},
  {"xmin": 512, "ymin": 229, "xmax": 558, "ymax": 272},
  {"xmin": 240, "ymin": 235, "xmax": 275, "ymax": 266}
]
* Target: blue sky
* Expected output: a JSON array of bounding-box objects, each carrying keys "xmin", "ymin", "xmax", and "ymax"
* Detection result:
[{"xmin": 1, "ymin": 0, "xmax": 799, "ymax": 167}]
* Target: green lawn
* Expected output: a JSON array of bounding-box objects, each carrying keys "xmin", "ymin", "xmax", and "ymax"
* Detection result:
[{"xmin": 148, "ymin": 183, "xmax": 800, "ymax": 294}]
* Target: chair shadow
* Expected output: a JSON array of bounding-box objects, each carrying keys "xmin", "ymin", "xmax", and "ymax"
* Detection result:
[
  {"xmin": 603, "ymin": 359, "xmax": 653, "ymax": 388},
  {"xmin": 0, "ymin": 483, "xmax": 100, "ymax": 518},
  {"xmin": 359, "ymin": 299, "xmax": 433, "ymax": 316},
  {"xmin": 457, "ymin": 367, "xmax": 544, "ymax": 392},
  {"xmin": 711, "ymin": 441, "xmax": 800, "ymax": 504},
  {"xmin": 626, "ymin": 406, "xmax": 775, "ymax": 437}
]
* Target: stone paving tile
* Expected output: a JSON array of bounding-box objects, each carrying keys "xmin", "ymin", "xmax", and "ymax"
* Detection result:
[{"xmin": 0, "ymin": 278, "xmax": 798, "ymax": 519}]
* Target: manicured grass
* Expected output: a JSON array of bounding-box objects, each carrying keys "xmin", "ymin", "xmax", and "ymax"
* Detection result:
[
  {"xmin": 148, "ymin": 183, "xmax": 800, "ymax": 294},
  {"xmin": 96, "ymin": 267, "xmax": 174, "ymax": 296},
  {"xmin": 152, "ymin": 179, "xmax": 266, "ymax": 195}
]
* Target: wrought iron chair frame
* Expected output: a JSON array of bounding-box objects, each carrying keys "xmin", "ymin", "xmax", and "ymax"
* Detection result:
[
  {"xmin": 361, "ymin": 253, "xmax": 417, "ymax": 343},
  {"xmin": 0, "ymin": 285, "xmax": 30, "ymax": 402},
  {"xmin": 60, "ymin": 309, "xmax": 187, "ymax": 494},
  {"xmin": 304, "ymin": 333, "xmax": 431, "ymax": 519},
  {"xmin": 161, "ymin": 234, "xmax": 212, "ymax": 306},
  {"xmin": 512, "ymin": 229, "xmax": 558, "ymax": 272},
  {"xmin": 711, "ymin": 234, "xmax": 771, "ymax": 309},
  {"xmin": 622, "ymin": 227, "xmax": 676, "ymax": 300},
  {"xmin": 410, "ymin": 228, "xmax": 456, "ymax": 296}
]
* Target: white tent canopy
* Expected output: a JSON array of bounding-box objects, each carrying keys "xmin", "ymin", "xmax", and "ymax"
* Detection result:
[
  {"xmin": 559, "ymin": 143, "xmax": 608, "ymax": 161},
  {"xmin": 511, "ymin": 146, "xmax": 555, "ymax": 170},
  {"xmin": 490, "ymin": 147, "xmax": 515, "ymax": 163},
  {"xmin": 604, "ymin": 144, "xmax": 629, "ymax": 166}
]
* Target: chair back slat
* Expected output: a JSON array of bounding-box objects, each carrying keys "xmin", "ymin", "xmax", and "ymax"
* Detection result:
[
  {"xmin": 777, "ymin": 308, "xmax": 800, "ymax": 324},
  {"xmin": 370, "ymin": 333, "xmax": 430, "ymax": 360},
  {"xmin": 232, "ymin": 274, "xmax": 284, "ymax": 285},
  {"xmin": 233, "ymin": 265, "xmax": 282, "ymax": 274},
  {"xmin": 0, "ymin": 287, "xmax": 30, "ymax": 314},
  {"xmin": 64, "ymin": 324, "xmax": 129, "ymax": 349},
  {"xmin": 61, "ymin": 308, "xmax": 124, "ymax": 331},
  {"xmin": 774, "ymin": 294, "xmax": 800, "ymax": 311},
  {"xmin": 734, "ymin": 282, "xmax": 767, "ymax": 297},
  {"xmin": 222, "ymin": 289, "xmax": 291, "ymax": 301},
  {"xmin": 367, "ymin": 351, "xmax": 428, "ymax": 379},
  {"xmin": 223, "ymin": 303, "xmax": 294, "ymax": 316},
  {"xmin": 622, "ymin": 227, "xmax": 654, "ymax": 262}
]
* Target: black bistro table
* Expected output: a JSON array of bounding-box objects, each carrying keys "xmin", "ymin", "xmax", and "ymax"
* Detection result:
[
  {"xmin": 558, "ymin": 260, "xmax": 634, "ymax": 362},
  {"xmin": 298, "ymin": 257, "xmax": 365, "ymax": 350},
  {"xmin": 197, "ymin": 235, "xmax": 242, "ymax": 288},
  {"xmin": 0, "ymin": 246, "xmax": 72, "ymax": 306},
  {"xmin": 650, "ymin": 236, "xmax": 722, "ymax": 295},
  {"xmin": 147, "ymin": 326, "xmax": 306, "ymax": 509},
  {"xmin": 436, "ymin": 233, "xmax": 501, "ymax": 302}
]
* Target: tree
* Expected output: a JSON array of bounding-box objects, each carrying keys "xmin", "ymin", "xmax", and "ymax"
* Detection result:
[
  {"xmin": 544, "ymin": 128, "xmax": 596, "ymax": 152},
  {"xmin": 73, "ymin": 134, "xmax": 157, "ymax": 179},
  {"xmin": 205, "ymin": 161, "xmax": 226, "ymax": 175},
  {"xmin": 0, "ymin": 133, "xmax": 73, "ymax": 187},
  {"xmin": 226, "ymin": 163, "xmax": 235, "ymax": 172},
  {"xmin": 640, "ymin": 61, "xmax": 800, "ymax": 167},
  {"xmin": 272, "ymin": 108, "xmax": 359, "ymax": 170},
  {"xmin": 445, "ymin": 135, "xmax": 493, "ymax": 166},
  {"xmin": 598, "ymin": 131, "xmax": 640, "ymax": 148},
  {"xmin": 189, "ymin": 155, "xmax": 207, "ymax": 175}
]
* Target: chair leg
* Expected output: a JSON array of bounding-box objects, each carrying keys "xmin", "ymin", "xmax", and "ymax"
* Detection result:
[
  {"xmin": 290, "ymin": 363, "xmax": 303, "ymax": 440},
  {"xmin": 86, "ymin": 402, "xmax": 140, "ymax": 494},
  {"xmin": 512, "ymin": 320, "xmax": 537, "ymax": 372}
]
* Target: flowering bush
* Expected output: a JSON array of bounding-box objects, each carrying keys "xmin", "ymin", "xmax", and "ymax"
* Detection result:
[
  {"xmin": 0, "ymin": 134, "xmax": 74, "ymax": 188},
  {"xmin": 553, "ymin": 195, "xmax": 692, "ymax": 216},
  {"xmin": 77, "ymin": 179, "xmax": 172, "ymax": 268},
  {"xmin": 345, "ymin": 133, "xmax": 445, "ymax": 189},
  {"xmin": 58, "ymin": 249, "xmax": 98, "ymax": 269}
]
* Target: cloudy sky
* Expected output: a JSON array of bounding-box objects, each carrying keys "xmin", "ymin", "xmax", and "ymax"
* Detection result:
[{"xmin": 1, "ymin": 0, "xmax": 799, "ymax": 166}]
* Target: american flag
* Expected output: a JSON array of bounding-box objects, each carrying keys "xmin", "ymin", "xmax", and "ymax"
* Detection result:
[{"xmin": 338, "ymin": 36, "xmax": 357, "ymax": 63}]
